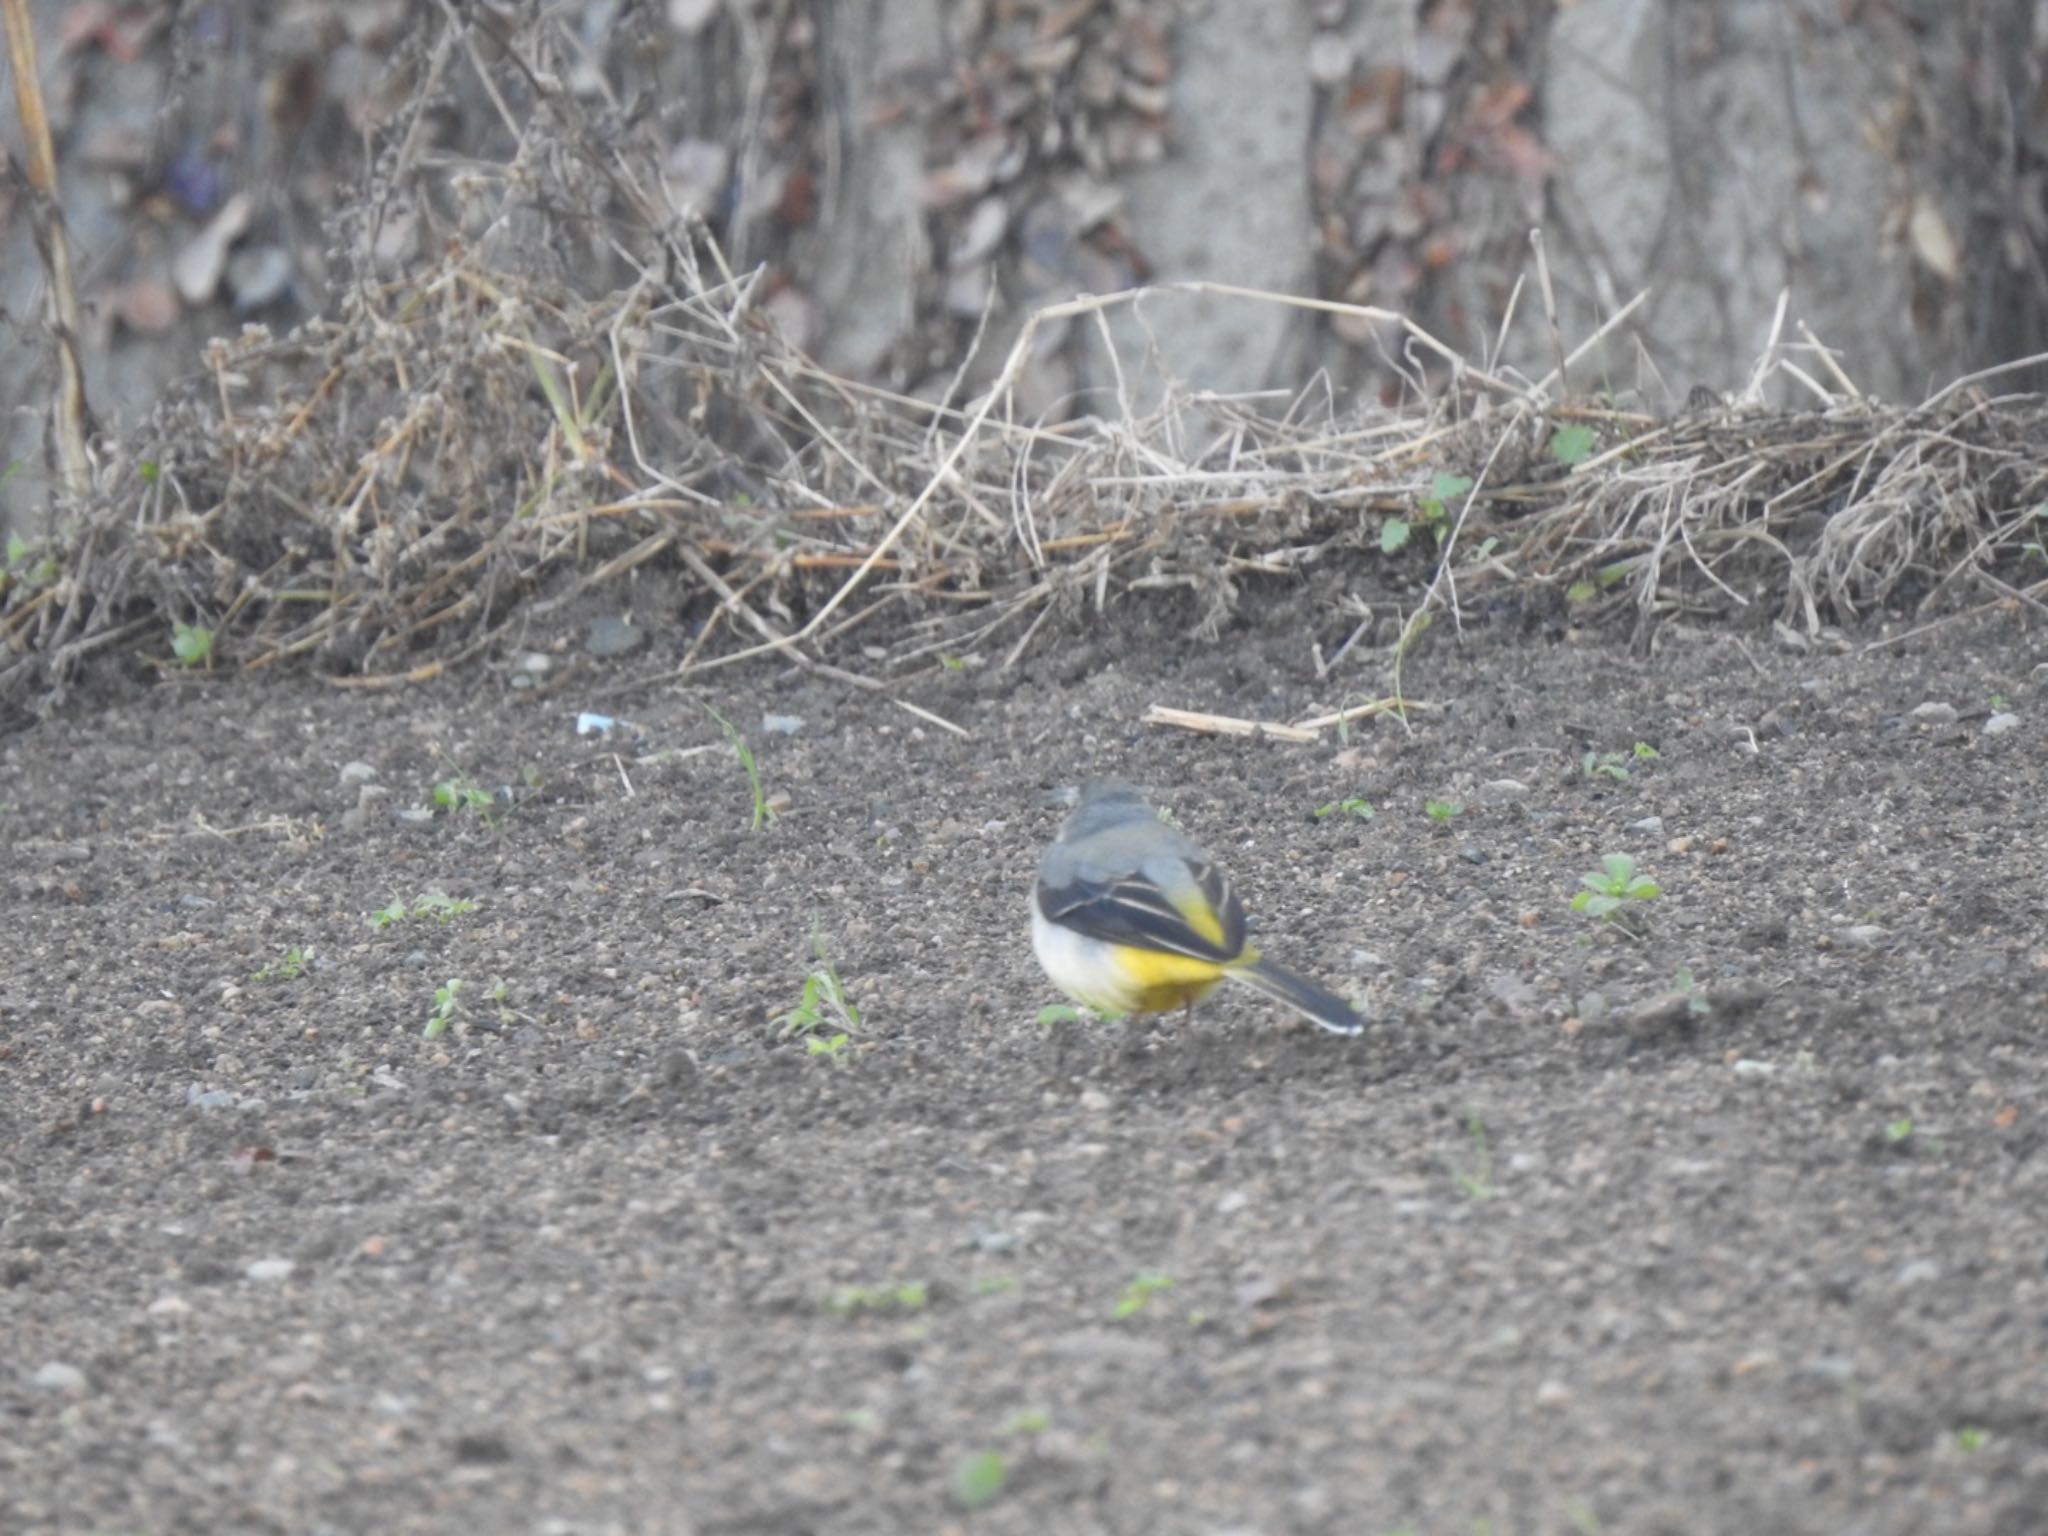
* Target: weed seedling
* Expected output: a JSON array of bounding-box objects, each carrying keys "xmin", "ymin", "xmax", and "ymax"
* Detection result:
[
  {"xmin": 1452, "ymin": 1115, "xmax": 1495, "ymax": 1200},
  {"xmin": 1382, "ymin": 470, "xmax": 1474, "ymax": 554},
  {"xmin": 780, "ymin": 935, "xmax": 860, "ymax": 1038},
  {"xmin": 828, "ymin": 1281, "xmax": 929, "ymax": 1316},
  {"xmin": 1425, "ymin": 798, "xmax": 1464, "ymax": 826},
  {"xmin": 1674, "ymin": 967, "xmax": 1711, "ymax": 1017},
  {"xmin": 1112, "ymin": 1270, "xmax": 1175, "ymax": 1320},
  {"xmin": 805, "ymin": 1031, "xmax": 851, "ymax": 1063},
  {"xmin": 424, "ymin": 979, "xmax": 462, "ymax": 1039},
  {"xmin": 369, "ymin": 900, "xmax": 409, "ymax": 930},
  {"xmin": 1549, "ymin": 423, "xmax": 1597, "ymax": 466},
  {"xmin": 171, "ymin": 621, "xmax": 214, "ymax": 669},
  {"xmin": 253, "ymin": 946, "xmax": 312, "ymax": 982},
  {"xmin": 1956, "ymin": 1426, "xmax": 1989, "ymax": 1452},
  {"xmin": 1314, "ymin": 797, "xmax": 1376, "ymax": 821},
  {"xmin": 1886, "ymin": 1116, "xmax": 1914, "ymax": 1145},
  {"xmin": 431, "ymin": 775, "xmax": 494, "ymax": 823},
  {"xmin": 1582, "ymin": 742, "xmax": 1659, "ymax": 781},
  {"xmin": 1035, "ymin": 1004, "xmax": 1086, "ymax": 1026},
  {"xmin": 411, "ymin": 889, "xmax": 477, "ymax": 923},
  {"xmin": 704, "ymin": 705, "xmax": 771, "ymax": 831},
  {"xmin": 1572, "ymin": 854, "xmax": 1660, "ymax": 928},
  {"xmin": 952, "ymin": 1450, "xmax": 1007, "ymax": 1509}
]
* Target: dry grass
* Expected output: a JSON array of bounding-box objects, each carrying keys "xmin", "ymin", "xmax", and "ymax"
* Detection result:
[{"xmin": 5, "ymin": 25, "xmax": 2047, "ymax": 712}]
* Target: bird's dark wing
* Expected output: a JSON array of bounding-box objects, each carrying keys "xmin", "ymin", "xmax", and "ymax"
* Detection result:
[{"xmin": 1037, "ymin": 857, "xmax": 1246, "ymax": 963}]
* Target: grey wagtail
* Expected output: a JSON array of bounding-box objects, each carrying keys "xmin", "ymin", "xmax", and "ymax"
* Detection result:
[{"xmin": 1031, "ymin": 780, "xmax": 1365, "ymax": 1035}]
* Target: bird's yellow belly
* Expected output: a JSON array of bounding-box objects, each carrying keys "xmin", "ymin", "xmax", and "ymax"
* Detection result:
[
  {"xmin": 1112, "ymin": 946, "xmax": 1227, "ymax": 1013},
  {"xmin": 1031, "ymin": 905, "xmax": 1232, "ymax": 1016}
]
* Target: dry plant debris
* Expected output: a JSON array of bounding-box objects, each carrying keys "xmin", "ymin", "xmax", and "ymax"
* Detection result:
[{"xmin": 4, "ymin": 10, "xmax": 2048, "ymax": 712}]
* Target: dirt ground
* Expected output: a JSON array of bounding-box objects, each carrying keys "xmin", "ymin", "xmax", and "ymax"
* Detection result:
[{"xmin": 5, "ymin": 590, "xmax": 2047, "ymax": 1536}]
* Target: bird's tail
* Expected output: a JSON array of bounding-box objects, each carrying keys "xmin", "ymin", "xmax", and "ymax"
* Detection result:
[{"xmin": 1225, "ymin": 957, "xmax": 1365, "ymax": 1035}]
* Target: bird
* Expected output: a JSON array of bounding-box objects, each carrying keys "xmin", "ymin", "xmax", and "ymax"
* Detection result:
[{"xmin": 1030, "ymin": 779, "xmax": 1365, "ymax": 1035}]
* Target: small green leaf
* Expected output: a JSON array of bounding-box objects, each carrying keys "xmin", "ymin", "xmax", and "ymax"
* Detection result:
[
  {"xmin": 1036, "ymin": 1004, "xmax": 1083, "ymax": 1025},
  {"xmin": 1566, "ymin": 580, "xmax": 1598, "ymax": 604},
  {"xmin": 171, "ymin": 621, "xmax": 213, "ymax": 668},
  {"xmin": 5, "ymin": 533, "xmax": 26, "ymax": 566},
  {"xmin": 1430, "ymin": 471, "xmax": 1475, "ymax": 501},
  {"xmin": 1113, "ymin": 1271, "xmax": 1175, "ymax": 1320},
  {"xmin": 1380, "ymin": 517, "xmax": 1412, "ymax": 555},
  {"xmin": 1599, "ymin": 853, "xmax": 1637, "ymax": 884},
  {"xmin": 1549, "ymin": 424, "xmax": 1597, "ymax": 465},
  {"xmin": 952, "ymin": 1450, "xmax": 1007, "ymax": 1508}
]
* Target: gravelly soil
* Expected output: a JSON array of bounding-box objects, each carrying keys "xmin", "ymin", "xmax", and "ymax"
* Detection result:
[{"xmin": 5, "ymin": 596, "xmax": 2047, "ymax": 1536}]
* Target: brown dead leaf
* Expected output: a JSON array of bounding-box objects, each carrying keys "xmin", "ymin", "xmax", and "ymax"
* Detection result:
[{"xmin": 1908, "ymin": 196, "xmax": 1960, "ymax": 282}]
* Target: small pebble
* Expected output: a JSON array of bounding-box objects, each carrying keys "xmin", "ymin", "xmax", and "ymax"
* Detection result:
[
  {"xmin": 1630, "ymin": 816, "xmax": 1665, "ymax": 836},
  {"xmin": 1477, "ymin": 779, "xmax": 1530, "ymax": 806},
  {"xmin": 339, "ymin": 761, "xmax": 378, "ymax": 785},
  {"xmin": 1078, "ymin": 1089, "xmax": 1113, "ymax": 1113},
  {"xmin": 1984, "ymin": 712, "xmax": 2019, "ymax": 736},
  {"xmin": 244, "ymin": 1257, "xmax": 295, "ymax": 1283},
  {"xmin": 761, "ymin": 714, "xmax": 805, "ymax": 735},
  {"xmin": 1839, "ymin": 925, "xmax": 1885, "ymax": 949},
  {"xmin": 1910, "ymin": 701, "xmax": 1957, "ymax": 726},
  {"xmin": 31, "ymin": 1361, "xmax": 88, "ymax": 1394},
  {"xmin": 585, "ymin": 614, "xmax": 644, "ymax": 657}
]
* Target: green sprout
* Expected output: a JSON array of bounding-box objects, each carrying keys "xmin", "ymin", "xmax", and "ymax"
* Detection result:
[
  {"xmin": 1567, "ymin": 560, "xmax": 1634, "ymax": 604},
  {"xmin": 1452, "ymin": 1115, "xmax": 1494, "ymax": 1200},
  {"xmin": 1886, "ymin": 1116, "xmax": 1914, "ymax": 1144},
  {"xmin": 1314, "ymin": 797, "xmax": 1376, "ymax": 820},
  {"xmin": 431, "ymin": 776, "xmax": 494, "ymax": 822},
  {"xmin": 1549, "ymin": 423, "xmax": 1596, "ymax": 466},
  {"xmin": 1571, "ymin": 853, "xmax": 1660, "ymax": 922},
  {"xmin": 171, "ymin": 621, "xmax": 214, "ymax": 669},
  {"xmin": 411, "ymin": 889, "xmax": 477, "ymax": 923},
  {"xmin": 1382, "ymin": 470, "xmax": 1475, "ymax": 554},
  {"xmin": 369, "ymin": 900, "xmax": 409, "ymax": 930},
  {"xmin": 952, "ymin": 1450, "xmax": 1007, "ymax": 1509},
  {"xmin": 1674, "ymin": 967, "xmax": 1711, "ymax": 1017},
  {"xmin": 1582, "ymin": 742, "xmax": 1659, "ymax": 781},
  {"xmin": 704, "ymin": 705, "xmax": 771, "ymax": 831},
  {"xmin": 780, "ymin": 935, "xmax": 860, "ymax": 1038},
  {"xmin": 1424, "ymin": 798, "xmax": 1464, "ymax": 825},
  {"xmin": 805, "ymin": 1031, "xmax": 851, "ymax": 1062},
  {"xmin": 253, "ymin": 946, "xmax": 312, "ymax": 981},
  {"xmin": 3, "ymin": 529, "xmax": 60, "ymax": 590},
  {"xmin": 827, "ymin": 1281, "xmax": 929, "ymax": 1316},
  {"xmin": 1112, "ymin": 1270, "xmax": 1175, "ymax": 1321},
  {"xmin": 1035, "ymin": 1004, "xmax": 1085, "ymax": 1026},
  {"xmin": 424, "ymin": 979, "xmax": 462, "ymax": 1039},
  {"xmin": 1956, "ymin": 1426, "xmax": 1989, "ymax": 1452}
]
